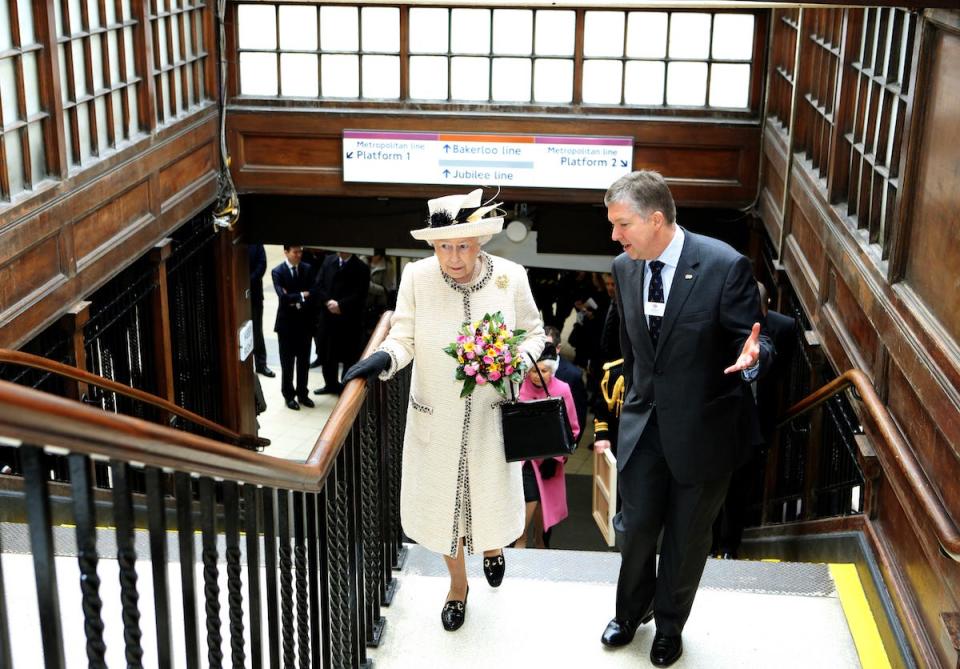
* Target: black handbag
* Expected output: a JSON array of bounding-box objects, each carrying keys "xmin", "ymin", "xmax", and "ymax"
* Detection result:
[{"xmin": 500, "ymin": 353, "xmax": 577, "ymax": 462}]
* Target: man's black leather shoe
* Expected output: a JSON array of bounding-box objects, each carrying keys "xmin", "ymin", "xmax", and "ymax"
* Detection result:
[
  {"xmin": 650, "ymin": 632, "xmax": 682, "ymax": 667},
  {"xmin": 313, "ymin": 385, "xmax": 342, "ymax": 395},
  {"xmin": 256, "ymin": 366, "xmax": 276, "ymax": 378},
  {"xmin": 298, "ymin": 396, "xmax": 315, "ymax": 408},
  {"xmin": 600, "ymin": 609, "xmax": 654, "ymax": 647},
  {"xmin": 286, "ymin": 399, "xmax": 300, "ymax": 411}
]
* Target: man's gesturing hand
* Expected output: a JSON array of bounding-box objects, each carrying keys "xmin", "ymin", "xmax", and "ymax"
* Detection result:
[{"xmin": 723, "ymin": 322, "xmax": 761, "ymax": 375}]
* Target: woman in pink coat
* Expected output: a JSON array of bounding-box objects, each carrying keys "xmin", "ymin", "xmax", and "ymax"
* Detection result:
[{"xmin": 515, "ymin": 343, "xmax": 581, "ymax": 548}]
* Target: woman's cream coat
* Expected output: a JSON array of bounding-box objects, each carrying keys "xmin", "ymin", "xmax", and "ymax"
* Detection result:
[{"xmin": 378, "ymin": 252, "xmax": 546, "ymax": 557}]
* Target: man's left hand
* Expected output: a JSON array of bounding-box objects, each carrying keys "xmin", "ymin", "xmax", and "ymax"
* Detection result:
[
  {"xmin": 723, "ymin": 322, "xmax": 761, "ymax": 374},
  {"xmin": 327, "ymin": 299, "xmax": 341, "ymax": 315}
]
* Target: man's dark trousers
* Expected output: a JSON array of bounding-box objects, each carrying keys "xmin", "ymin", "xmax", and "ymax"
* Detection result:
[{"xmin": 615, "ymin": 414, "xmax": 730, "ymax": 635}]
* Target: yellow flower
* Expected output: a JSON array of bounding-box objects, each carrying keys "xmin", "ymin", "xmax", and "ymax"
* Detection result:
[
  {"xmin": 464, "ymin": 342, "xmax": 474, "ymax": 351},
  {"xmin": 458, "ymin": 356, "xmax": 464, "ymax": 363}
]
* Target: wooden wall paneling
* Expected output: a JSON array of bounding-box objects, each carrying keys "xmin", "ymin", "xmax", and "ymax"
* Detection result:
[
  {"xmin": 824, "ymin": 267, "xmax": 879, "ymax": 377},
  {"xmin": 227, "ymin": 110, "xmax": 761, "ymax": 207},
  {"xmin": 0, "ymin": 113, "xmax": 219, "ymax": 348},
  {"xmin": 863, "ymin": 515, "xmax": 939, "ymax": 669},
  {"xmin": 34, "ymin": 0, "xmax": 67, "ymax": 178},
  {"xmin": 886, "ymin": 363, "xmax": 960, "ymax": 526},
  {"xmin": 148, "ymin": 239, "xmax": 175, "ymax": 409},
  {"xmin": 0, "ymin": 234, "xmax": 65, "ymax": 315},
  {"xmin": 213, "ymin": 227, "xmax": 256, "ymax": 436},
  {"xmin": 72, "ymin": 180, "xmax": 153, "ymax": 265},
  {"xmin": 900, "ymin": 28, "xmax": 960, "ymax": 349},
  {"xmin": 873, "ymin": 469, "xmax": 958, "ymax": 668},
  {"xmin": 131, "ymin": 0, "xmax": 158, "ymax": 131},
  {"xmin": 57, "ymin": 301, "xmax": 91, "ymax": 401},
  {"xmin": 158, "ymin": 140, "xmax": 217, "ymax": 210}
]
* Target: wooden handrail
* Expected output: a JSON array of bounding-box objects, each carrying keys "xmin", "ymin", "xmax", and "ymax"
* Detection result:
[
  {"xmin": 0, "ymin": 349, "xmax": 268, "ymax": 450},
  {"xmin": 0, "ymin": 311, "xmax": 395, "ymax": 492},
  {"xmin": 778, "ymin": 369, "xmax": 960, "ymax": 562}
]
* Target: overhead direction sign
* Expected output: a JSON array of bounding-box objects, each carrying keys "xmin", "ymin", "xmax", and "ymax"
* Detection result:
[{"xmin": 342, "ymin": 130, "xmax": 633, "ymax": 190}]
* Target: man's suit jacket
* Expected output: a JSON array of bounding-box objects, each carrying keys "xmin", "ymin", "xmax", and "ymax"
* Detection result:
[
  {"xmin": 314, "ymin": 255, "xmax": 370, "ymax": 326},
  {"xmin": 613, "ymin": 229, "xmax": 773, "ymax": 484},
  {"xmin": 758, "ymin": 309, "xmax": 797, "ymax": 442},
  {"xmin": 272, "ymin": 261, "xmax": 314, "ymax": 336}
]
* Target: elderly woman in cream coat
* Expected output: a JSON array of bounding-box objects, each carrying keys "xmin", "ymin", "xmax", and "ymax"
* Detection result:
[{"xmin": 343, "ymin": 189, "xmax": 545, "ymax": 632}]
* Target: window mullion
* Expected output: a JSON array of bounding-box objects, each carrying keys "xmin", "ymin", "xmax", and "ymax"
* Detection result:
[{"xmin": 572, "ymin": 8, "xmax": 583, "ymax": 105}]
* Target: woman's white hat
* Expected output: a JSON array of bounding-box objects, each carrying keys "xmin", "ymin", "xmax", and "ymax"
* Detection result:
[{"xmin": 410, "ymin": 188, "xmax": 504, "ymax": 241}]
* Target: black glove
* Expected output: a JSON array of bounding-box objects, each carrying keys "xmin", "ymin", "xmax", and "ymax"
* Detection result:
[
  {"xmin": 342, "ymin": 351, "xmax": 391, "ymax": 384},
  {"xmin": 538, "ymin": 458, "xmax": 558, "ymax": 480}
]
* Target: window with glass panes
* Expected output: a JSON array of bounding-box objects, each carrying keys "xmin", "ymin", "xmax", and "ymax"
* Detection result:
[
  {"xmin": 55, "ymin": 0, "xmax": 142, "ymax": 166},
  {"xmin": 235, "ymin": 5, "xmax": 758, "ymax": 111},
  {"xmin": 237, "ymin": 4, "xmax": 400, "ymax": 98},
  {"xmin": 1, "ymin": 0, "xmax": 49, "ymax": 200},
  {"xmin": 582, "ymin": 10, "xmax": 755, "ymax": 107},
  {"xmin": 150, "ymin": 0, "xmax": 208, "ymax": 124}
]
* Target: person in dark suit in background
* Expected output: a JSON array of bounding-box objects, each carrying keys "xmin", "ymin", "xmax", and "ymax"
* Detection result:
[
  {"xmin": 597, "ymin": 171, "xmax": 773, "ymax": 667},
  {"xmin": 543, "ymin": 325, "xmax": 587, "ymax": 440},
  {"xmin": 711, "ymin": 282, "xmax": 799, "ymax": 558},
  {"xmin": 313, "ymin": 251, "xmax": 370, "ymax": 395},
  {"xmin": 271, "ymin": 245, "xmax": 315, "ymax": 410},
  {"xmin": 249, "ymin": 243, "xmax": 275, "ymax": 378}
]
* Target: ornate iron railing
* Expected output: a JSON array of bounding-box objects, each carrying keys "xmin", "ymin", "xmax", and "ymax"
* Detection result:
[{"xmin": 0, "ymin": 313, "xmax": 408, "ymax": 668}]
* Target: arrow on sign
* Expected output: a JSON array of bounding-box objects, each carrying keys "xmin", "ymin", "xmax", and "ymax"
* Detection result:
[
  {"xmin": 620, "ymin": 160, "xmax": 627, "ymax": 167},
  {"xmin": 443, "ymin": 144, "xmax": 451, "ymax": 153},
  {"xmin": 442, "ymin": 169, "xmax": 451, "ymax": 177},
  {"xmin": 346, "ymin": 151, "xmax": 354, "ymax": 159}
]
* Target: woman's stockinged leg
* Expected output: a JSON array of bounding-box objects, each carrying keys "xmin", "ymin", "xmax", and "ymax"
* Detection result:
[
  {"xmin": 516, "ymin": 501, "xmax": 539, "ymax": 548},
  {"xmin": 443, "ymin": 538, "xmax": 469, "ymax": 601}
]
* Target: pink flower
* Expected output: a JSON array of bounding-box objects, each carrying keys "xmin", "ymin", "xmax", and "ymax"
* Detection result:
[
  {"xmin": 464, "ymin": 365, "xmax": 477, "ymax": 376},
  {"xmin": 488, "ymin": 371, "xmax": 501, "ymax": 381},
  {"xmin": 457, "ymin": 335, "xmax": 467, "ymax": 343},
  {"xmin": 483, "ymin": 355, "xmax": 494, "ymax": 364},
  {"xmin": 505, "ymin": 365, "xmax": 514, "ymax": 375},
  {"xmin": 465, "ymin": 351, "xmax": 475, "ymax": 359},
  {"xmin": 476, "ymin": 375, "xmax": 487, "ymax": 385},
  {"xmin": 503, "ymin": 352, "xmax": 512, "ymax": 363},
  {"xmin": 475, "ymin": 336, "xmax": 485, "ymax": 346}
]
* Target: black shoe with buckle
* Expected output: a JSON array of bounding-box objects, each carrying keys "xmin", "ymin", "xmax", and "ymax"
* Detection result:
[
  {"xmin": 650, "ymin": 632, "xmax": 682, "ymax": 666},
  {"xmin": 483, "ymin": 553, "xmax": 505, "ymax": 587},
  {"xmin": 441, "ymin": 587, "xmax": 469, "ymax": 632}
]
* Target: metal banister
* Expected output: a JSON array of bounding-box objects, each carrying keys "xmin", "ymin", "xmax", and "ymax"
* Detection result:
[
  {"xmin": 0, "ymin": 348, "xmax": 268, "ymax": 450},
  {"xmin": 0, "ymin": 311, "xmax": 394, "ymax": 491},
  {"xmin": 778, "ymin": 368, "xmax": 960, "ymax": 562}
]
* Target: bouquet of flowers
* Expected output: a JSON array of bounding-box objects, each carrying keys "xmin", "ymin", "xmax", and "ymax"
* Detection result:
[{"xmin": 443, "ymin": 311, "xmax": 526, "ymax": 398}]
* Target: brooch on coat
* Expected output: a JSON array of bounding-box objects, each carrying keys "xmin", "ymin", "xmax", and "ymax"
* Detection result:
[{"xmin": 495, "ymin": 274, "xmax": 509, "ymax": 289}]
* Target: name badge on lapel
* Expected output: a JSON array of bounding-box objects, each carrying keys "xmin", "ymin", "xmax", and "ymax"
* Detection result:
[{"xmin": 645, "ymin": 302, "xmax": 666, "ymax": 317}]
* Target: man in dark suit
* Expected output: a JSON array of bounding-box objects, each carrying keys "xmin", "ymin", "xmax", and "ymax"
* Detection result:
[
  {"xmin": 313, "ymin": 252, "xmax": 370, "ymax": 395},
  {"xmin": 712, "ymin": 282, "xmax": 798, "ymax": 558},
  {"xmin": 597, "ymin": 171, "xmax": 773, "ymax": 666},
  {"xmin": 249, "ymin": 243, "xmax": 275, "ymax": 378},
  {"xmin": 271, "ymin": 245, "xmax": 315, "ymax": 410}
]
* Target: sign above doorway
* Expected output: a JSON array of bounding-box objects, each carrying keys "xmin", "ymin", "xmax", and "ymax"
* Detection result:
[{"xmin": 342, "ymin": 130, "xmax": 633, "ymax": 190}]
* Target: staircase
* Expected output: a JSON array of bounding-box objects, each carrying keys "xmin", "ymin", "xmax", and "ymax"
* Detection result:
[{"xmin": 370, "ymin": 545, "xmax": 874, "ymax": 669}]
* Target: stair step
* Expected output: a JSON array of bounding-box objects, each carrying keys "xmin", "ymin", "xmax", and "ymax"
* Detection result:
[{"xmin": 370, "ymin": 544, "xmax": 863, "ymax": 668}]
